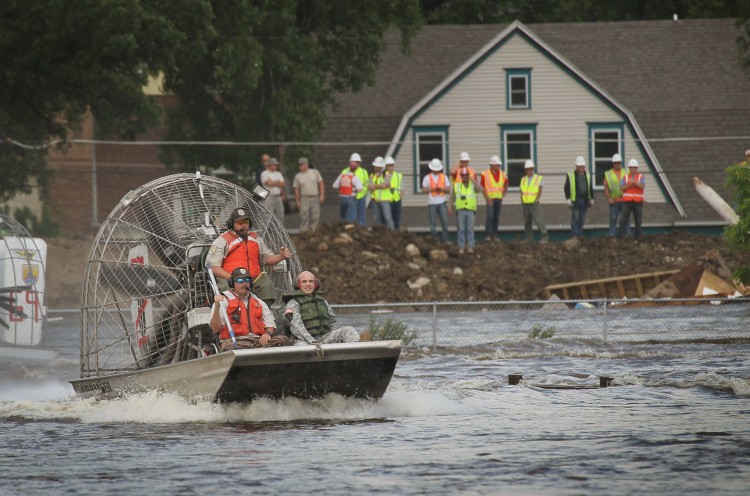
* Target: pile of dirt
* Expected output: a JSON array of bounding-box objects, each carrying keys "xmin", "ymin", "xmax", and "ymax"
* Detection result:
[{"xmin": 44, "ymin": 225, "xmax": 750, "ymax": 308}]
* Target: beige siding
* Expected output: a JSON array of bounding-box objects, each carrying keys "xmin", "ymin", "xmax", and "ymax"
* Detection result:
[{"xmin": 395, "ymin": 33, "xmax": 664, "ymax": 208}]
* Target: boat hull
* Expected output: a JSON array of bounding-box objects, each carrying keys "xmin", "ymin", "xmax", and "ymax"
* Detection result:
[{"xmin": 70, "ymin": 340, "xmax": 401, "ymax": 403}]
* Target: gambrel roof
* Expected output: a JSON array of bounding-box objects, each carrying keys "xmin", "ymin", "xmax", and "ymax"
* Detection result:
[{"xmin": 317, "ymin": 18, "xmax": 750, "ymax": 224}]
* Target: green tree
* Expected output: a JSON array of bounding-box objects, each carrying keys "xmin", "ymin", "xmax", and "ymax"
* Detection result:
[
  {"xmin": 725, "ymin": 162, "xmax": 750, "ymax": 285},
  {"xmin": 159, "ymin": 0, "xmax": 422, "ymax": 174},
  {"xmin": 0, "ymin": 0, "xmax": 187, "ymax": 201}
]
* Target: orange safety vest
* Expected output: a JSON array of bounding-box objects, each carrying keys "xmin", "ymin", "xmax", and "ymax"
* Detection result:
[
  {"xmin": 220, "ymin": 290, "xmax": 266, "ymax": 339},
  {"xmin": 338, "ymin": 171, "xmax": 355, "ymax": 197},
  {"xmin": 520, "ymin": 174, "xmax": 542, "ymax": 204},
  {"xmin": 621, "ymin": 173, "xmax": 644, "ymax": 203},
  {"xmin": 429, "ymin": 173, "xmax": 447, "ymax": 197},
  {"xmin": 482, "ymin": 169, "xmax": 506, "ymax": 199},
  {"xmin": 221, "ymin": 231, "xmax": 261, "ymax": 277}
]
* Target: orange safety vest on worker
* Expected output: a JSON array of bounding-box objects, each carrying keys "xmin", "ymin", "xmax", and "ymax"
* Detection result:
[
  {"xmin": 520, "ymin": 174, "xmax": 543, "ymax": 204},
  {"xmin": 219, "ymin": 290, "xmax": 266, "ymax": 340},
  {"xmin": 429, "ymin": 173, "xmax": 447, "ymax": 197},
  {"xmin": 481, "ymin": 169, "xmax": 507, "ymax": 199},
  {"xmin": 338, "ymin": 171, "xmax": 355, "ymax": 197},
  {"xmin": 221, "ymin": 231, "xmax": 262, "ymax": 277},
  {"xmin": 621, "ymin": 173, "xmax": 644, "ymax": 203}
]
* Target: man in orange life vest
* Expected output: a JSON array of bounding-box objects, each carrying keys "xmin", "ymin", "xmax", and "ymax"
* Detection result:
[
  {"xmin": 616, "ymin": 159, "xmax": 646, "ymax": 240},
  {"xmin": 209, "ymin": 267, "xmax": 291, "ymax": 351},
  {"xmin": 207, "ymin": 207, "xmax": 291, "ymax": 300},
  {"xmin": 421, "ymin": 158, "xmax": 451, "ymax": 241}
]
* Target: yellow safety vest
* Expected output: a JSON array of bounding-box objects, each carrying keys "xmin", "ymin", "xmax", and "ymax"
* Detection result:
[
  {"xmin": 567, "ymin": 171, "xmax": 592, "ymax": 201},
  {"xmin": 454, "ymin": 182, "xmax": 477, "ymax": 211},
  {"xmin": 482, "ymin": 169, "xmax": 506, "ymax": 199},
  {"xmin": 520, "ymin": 174, "xmax": 542, "ymax": 204},
  {"xmin": 604, "ymin": 168, "xmax": 625, "ymax": 199},
  {"xmin": 389, "ymin": 172, "xmax": 403, "ymax": 202},
  {"xmin": 370, "ymin": 173, "xmax": 393, "ymax": 202}
]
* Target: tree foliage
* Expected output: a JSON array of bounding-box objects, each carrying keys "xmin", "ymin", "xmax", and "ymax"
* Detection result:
[
  {"xmin": 725, "ymin": 163, "xmax": 750, "ymax": 285},
  {"xmin": 158, "ymin": 0, "xmax": 423, "ymax": 174}
]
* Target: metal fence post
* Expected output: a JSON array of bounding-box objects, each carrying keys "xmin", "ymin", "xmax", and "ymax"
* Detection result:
[
  {"xmin": 432, "ymin": 301, "xmax": 438, "ymax": 350},
  {"xmin": 602, "ymin": 297, "xmax": 608, "ymax": 341}
]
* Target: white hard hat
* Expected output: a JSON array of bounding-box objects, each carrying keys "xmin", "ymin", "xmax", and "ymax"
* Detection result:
[
  {"xmin": 628, "ymin": 158, "xmax": 639, "ymax": 168},
  {"xmin": 489, "ymin": 155, "xmax": 502, "ymax": 166},
  {"xmin": 428, "ymin": 158, "xmax": 443, "ymax": 171},
  {"xmin": 612, "ymin": 153, "xmax": 622, "ymax": 163},
  {"xmin": 459, "ymin": 151, "xmax": 470, "ymax": 161},
  {"xmin": 372, "ymin": 156, "xmax": 385, "ymax": 168},
  {"xmin": 575, "ymin": 156, "xmax": 586, "ymax": 167},
  {"xmin": 524, "ymin": 160, "xmax": 535, "ymax": 169},
  {"xmin": 384, "ymin": 156, "xmax": 395, "ymax": 165},
  {"xmin": 349, "ymin": 152, "xmax": 361, "ymax": 162}
]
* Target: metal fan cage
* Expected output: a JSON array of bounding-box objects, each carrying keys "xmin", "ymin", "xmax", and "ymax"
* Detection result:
[
  {"xmin": 0, "ymin": 214, "xmax": 47, "ymax": 344},
  {"xmin": 80, "ymin": 173, "xmax": 301, "ymax": 376}
]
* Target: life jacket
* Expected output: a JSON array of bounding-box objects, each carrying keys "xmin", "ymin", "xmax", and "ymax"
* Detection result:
[
  {"xmin": 221, "ymin": 231, "xmax": 261, "ymax": 277},
  {"xmin": 453, "ymin": 182, "xmax": 477, "ymax": 211},
  {"xmin": 282, "ymin": 291, "xmax": 332, "ymax": 337},
  {"xmin": 338, "ymin": 171, "xmax": 355, "ymax": 197},
  {"xmin": 370, "ymin": 173, "xmax": 393, "ymax": 202},
  {"xmin": 428, "ymin": 173, "xmax": 447, "ymax": 197},
  {"xmin": 621, "ymin": 173, "xmax": 645, "ymax": 203},
  {"xmin": 482, "ymin": 169, "xmax": 506, "ymax": 199},
  {"xmin": 567, "ymin": 171, "xmax": 592, "ymax": 201},
  {"xmin": 520, "ymin": 174, "xmax": 542, "ymax": 204},
  {"xmin": 604, "ymin": 168, "xmax": 625, "ymax": 199},
  {"xmin": 219, "ymin": 290, "xmax": 266, "ymax": 340},
  {"xmin": 390, "ymin": 171, "xmax": 403, "ymax": 202}
]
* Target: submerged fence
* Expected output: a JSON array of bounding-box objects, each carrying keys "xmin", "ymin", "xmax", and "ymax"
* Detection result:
[
  {"xmin": 49, "ymin": 297, "xmax": 750, "ymax": 351},
  {"xmin": 331, "ymin": 298, "xmax": 750, "ymax": 348}
]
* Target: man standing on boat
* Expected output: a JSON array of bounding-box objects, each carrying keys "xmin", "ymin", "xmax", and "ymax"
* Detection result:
[
  {"xmin": 282, "ymin": 271, "xmax": 360, "ymax": 345},
  {"xmin": 207, "ymin": 207, "xmax": 291, "ymax": 301},
  {"xmin": 210, "ymin": 267, "xmax": 291, "ymax": 351}
]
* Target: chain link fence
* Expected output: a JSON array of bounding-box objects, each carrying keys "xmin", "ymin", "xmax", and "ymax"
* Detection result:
[
  {"xmin": 331, "ymin": 298, "xmax": 750, "ymax": 348},
  {"xmin": 49, "ymin": 297, "xmax": 750, "ymax": 353}
]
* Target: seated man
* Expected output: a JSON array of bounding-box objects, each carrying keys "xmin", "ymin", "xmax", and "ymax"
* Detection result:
[
  {"xmin": 282, "ymin": 271, "xmax": 360, "ymax": 345},
  {"xmin": 206, "ymin": 207, "xmax": 291, "ymax": 301},
  {"xmin": 209, "ymin": 267, "xmax": 291, "ymax": 351}
]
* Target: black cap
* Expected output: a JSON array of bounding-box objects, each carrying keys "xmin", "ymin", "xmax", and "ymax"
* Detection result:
[
  {"xmin": 230, "ymin": 267, "xmax": 249, "ymax": 280},
  {"xmin": 230, "ymin": 207, "xmax": 251, "ymax": 223}
]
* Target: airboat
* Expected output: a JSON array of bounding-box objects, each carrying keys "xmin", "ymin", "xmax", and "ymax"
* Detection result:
[
  {"xmin": 0, "ymin": 214, "xmax": 55, "ymax": 364},
  {"xmin": 69, "ymin": 173, "xmax": 400, "ymax": 402}
]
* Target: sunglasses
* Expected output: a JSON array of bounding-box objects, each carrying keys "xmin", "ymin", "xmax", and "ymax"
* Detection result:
[{"xmin": 234, "ymin": 277, "xmax": 252, "ymax": 284}]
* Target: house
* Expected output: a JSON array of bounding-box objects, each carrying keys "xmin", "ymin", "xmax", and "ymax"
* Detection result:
[{"xmin": 315, "ymin": 18, "xmax": 750, "ymax": 234}]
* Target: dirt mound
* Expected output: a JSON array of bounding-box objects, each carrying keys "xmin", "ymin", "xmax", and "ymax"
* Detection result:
[{"xmin": 44, "ymin": 226, "xmax": 750, "ymax": 308}]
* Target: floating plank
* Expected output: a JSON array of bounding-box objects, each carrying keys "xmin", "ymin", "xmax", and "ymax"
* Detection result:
[{"xmin": 544, "ymin": 270, "xmax": 679, "ymax": 300}]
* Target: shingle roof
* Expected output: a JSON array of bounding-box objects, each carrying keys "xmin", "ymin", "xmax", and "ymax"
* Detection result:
[{"xmin": 317, "ymin": 18, "xmax": 750, "ymax": 223}]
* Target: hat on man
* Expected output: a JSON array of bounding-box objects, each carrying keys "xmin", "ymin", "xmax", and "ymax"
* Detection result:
[
  {"xmin": 612, "ymin": 153, "xmax": 622, "ymax": 163},
  {"xmin": 350, "ymin": 152, "xmax": 362, "ymax": 162},
  {"xmin": 298, "ymin": 157, "xmax": 309, "ymax": 165},
  {"xmin": 628, "ymin": 159, "xmax": 639, "ymax": 168},
  {"xmin": 489, "ymin": 155, "xmax": 502, "ymax": 166},
  {"xmin": 385, "ymin": 156, "xmax": 395, "ymax": 165},
  {"xmin": 268, "ymin": 158, "xmax": 279, "ymax": 166},
  {"xmin": 230, "ymin": 207, "xmax": 251, "ymax": 223},
  {"xmin": 575, "ymin": 156, "xmax": 586, "ymax": 167},
  {"xmin": 524, "ymin": 160, "xmax": 535, "ymax": 169},
  {"xmin": 230, "ymin": 267, "xmax": 249, "ymax": 280},
  {"xmin": 459, "ymin": 151, "xmax": 471, "ymax": 161},
  {"xmin": 745, "ymin": 149, "xmax": 750, "ymax": 157},
  {"xmin": 372, "ymin": 156, "xmax": 385, "ymax": 168},
  {"xmin": 428, "ymin": 158, "xmax": 443, "ymax": 171}
]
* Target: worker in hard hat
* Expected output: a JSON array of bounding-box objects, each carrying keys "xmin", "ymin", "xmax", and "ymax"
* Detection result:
[
  {"xmin": 345, "ymin": 153, "xmax": 370, "ymax": 226},
  {"xmin": 449, "ymin": 166, "xmax": 484, "ymax": 254},
  {"xmin": 604, "ymin": 153, "xmax": 630, "ymax": 237},
  {"xmin": 519, "ymin": 160, "xmax": 548, "ymax": 243},
  {"xmin": 333, "ymin": 153, "xmax": 364, "ymax": 223},
  {"xmin": 616, "ymin": 159, "xmax": 646, "ymax": 240},
  {"xmin": 369, "ymin": 156, "xmax": 395, "ymax": 229},
  {"xmin": 385, "ymin": 156, "xmax": 404, "ymax": 230},
  {"xmin": 421, "ymin": 158, "xmax": 451, "ymax": 241},
  {"xmin": 450, "ymin": 151, "xmax": 477, "ymax": 181},
  {"xmin": 480, "ymin": 156, "xmax": 508, "ymax": 241},
  {"xmin": 563, "ymin": 156, "xmax": 594, "ymax": 238}
]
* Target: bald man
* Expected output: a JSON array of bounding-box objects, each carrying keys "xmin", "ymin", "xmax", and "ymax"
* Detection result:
[{"xmin": 281, "ymin": 271, "xmax": 360, "ymax": 344}]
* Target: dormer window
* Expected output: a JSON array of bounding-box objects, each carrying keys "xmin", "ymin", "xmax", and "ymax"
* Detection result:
[{"xmin": 505, "ymin": 68, "xmax": 531, "ymax": 110}]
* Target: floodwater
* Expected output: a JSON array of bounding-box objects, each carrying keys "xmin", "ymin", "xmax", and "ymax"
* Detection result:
[{"xmin": 1, "ymin": 310, "xmax": 749, "ymax": 495}]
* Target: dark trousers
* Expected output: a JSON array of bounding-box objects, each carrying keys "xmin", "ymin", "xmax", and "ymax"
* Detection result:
[
  {"xmin": 617, "ymin": 202, "xmax": 643, "ymax": 239},
  {"xmin": 485, "ymin": 199, "xmax": 503, "ymax": 239},
  {"xmin": 391, "ymin": 200, "xmax": 402, "ymax": 230}
]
